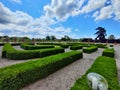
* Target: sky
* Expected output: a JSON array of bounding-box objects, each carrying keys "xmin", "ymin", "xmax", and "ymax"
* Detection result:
[{"xmin": 0, "ymin": 0, "xmax": 120, "ymax": 39}]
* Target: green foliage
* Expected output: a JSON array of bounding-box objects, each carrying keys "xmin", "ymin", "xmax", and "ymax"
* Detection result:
[
  {"xmin": 109, "ymin": 44, "xmax": 113, "ymax": 47},
  {"xmin": 70, "ymin": 45, "xmax": 82, "ymax": 50},
  {"xmin": 0, "ymin": 51, "xmax": 83, "ymax": 90},
  {"xmin": 71, "ymin": 56, "xmax": 120, "ymax": 90},
  {"xmin": 2, "ymin": 43, "xmax": 64, "ymax": 60},
  {"xmin": 21, "ymin": 43, "xmax": 54, "ymax": 50},
  {"xmin": 60, "ymin": 44, "xmax": 69, "ymax": 48},
  {"xmin": 2, "ymin": 43, "xmax": 16, "ymax": 58},
  {"xmin": 83, "ymin": 46, "xmax": 98, "ymax": 53},
  {"xmin": 102, "ymin": 48, "xmax": 114, "ymax": 58},
  {"xmin": 95, "ymin": 44, "xmax": 107, "ymax": 48}
]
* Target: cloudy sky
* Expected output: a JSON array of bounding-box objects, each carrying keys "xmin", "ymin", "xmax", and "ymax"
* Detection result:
[{"xmin": 0, "ymin": 0, "xmax": 120, "ymax": 39}]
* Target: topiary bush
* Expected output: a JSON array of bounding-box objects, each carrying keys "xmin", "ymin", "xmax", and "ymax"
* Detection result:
[
  {"xmin": 2, "ymin": 43, "xmax": 64, "ymax": 60},
  {"xmin": 102, "ymin": 48, "xmax": 114, "ymax": 58},
  {"xmin": 70, "ymin": 45, "xmax": 82, "ymax": 50},
  {"xmin": 60, "ymin": 44, "xmax": 69, "ymax": 48},
  {"xmin": 20, "ymin": 43, "xmax": 55, "ymax": 50},
  {"xmin": 71, "ymin": 56, "xmax": 120, "ymax": 90},
  {"xmin": 83, "ymin": 46, "xmax": 98, "ymax": 53},
  {"xmin": 2, "ymin": 43, "xmax": 16, "ymax": 58},
  {"xmin": 0, "ymin": 51, "xmax": 83, "ymax": 90},
  {"xmin": 95, "ymin": 44, "xmax": 107, "ymax": 48}
]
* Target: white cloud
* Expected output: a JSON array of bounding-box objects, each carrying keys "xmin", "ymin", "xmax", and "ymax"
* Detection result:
[
  {"xmin": 10, "ymin": 0, "xmax": 22, "ymax": 4},
  {"xmin": 0, "ymin": 2, "xmax": 72, "ymax": 38},
  {"xmin": 80, "ymin": 0, "xmax": 106, "ymax": 13},
  {"xmin": 112, "ymin": 0, "xmax": 120, "ymax": 20},
  {"xmin": 44, "ymin": 0, "xmax": 84, "ymax": 21},
  {"xmin": 93, "ymin": 5, "xmax": 113, "ymax": 21},
  {"xmin": 0, "ymin": 0, "xmax": 120, "ymax": 39}
]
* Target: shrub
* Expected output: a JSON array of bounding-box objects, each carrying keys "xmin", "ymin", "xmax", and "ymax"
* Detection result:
[
  {"xmin": 70, "ymin": 45, "xmax": 82, "ymax": 50},
  {"xmin": 6, "ymin": 48, "xmax": 64, "ymax": 60},
  {"xmin": 95, "ymin": 44, "xmax": 107, "ymax": 48},
  {"xmin": 83, "ymin": 46, "xmax": 98, "ymax": 53},
  {"xmin": 60, "ymin": 44, "xmax": 69, "ymax": 48},
  {"xmin": 0, "ymin": 51, "xmax": 83, "ymax": 90},
  {"xmin": 109, "ymin": 44, "xmax": 113, "ymax": 47},
  {"xmin": 71, "ymin": 56, "xmax": 120, "ymax": 90},
  {"xmin": 20, "ymin": 43, "xmax": 54, "ymax": 50},
  {"xmin": 2, "ymin": 43, "xmax": 64, "ymax": 60},
  {"xmin": 102, "ymin": 48, "xmax": 114, "ymax": 58},
  {"xmin": 2, "ymin": 43, "xmax": 16, "ymax": 58}
]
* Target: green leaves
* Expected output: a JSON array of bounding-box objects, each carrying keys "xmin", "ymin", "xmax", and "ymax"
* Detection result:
[
  {"xmin": 71, "ymin": 56, "xmax": 120, "ymax": 90},
  {"xmin": 0, "ymin": 51, "xmax": 83, "ymax": 90}
]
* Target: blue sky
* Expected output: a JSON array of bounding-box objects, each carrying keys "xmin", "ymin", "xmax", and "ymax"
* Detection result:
[{"xmin": 0, "ymin": 0, "xmax": 120, "ymax": 39}]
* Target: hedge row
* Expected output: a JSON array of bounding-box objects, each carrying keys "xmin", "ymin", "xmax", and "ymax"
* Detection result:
[
  {"xmin": 83, "ymin": 46, "xmax": 98, "ymax": 53},
  {"xmin": 2, "ymin": 43, "xmax": 16, "ymax": 58},
  {"xmin": 21, "ymin": 43, "xmax": 55, "ymax": 50},
  {"xmin": 0, "ymin": 51, "xmax": 83, "ymax": 90},
  {"xmin": 70, "ymin": 45, "xmax": 82, "ymax": 50},
  {"xmin": 95, "ymin": 44, "xmax": 107, "ymax": 48},
  {"xmin": 71, "ymin": 56, "xmax": 120, "ymax": 90},
  {"xmin": 2, "ymin": 43, "xmax": 64, "ymax": 60},
  {"xmin": 102, "ymin": 48, "xmax": 115, "ymax": 58},
  {"xmin": 60, "ymin": 44, "xmax": 69, "ymax": 48}
]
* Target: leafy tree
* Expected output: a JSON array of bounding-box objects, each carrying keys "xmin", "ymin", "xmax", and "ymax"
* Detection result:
[
  {"xmin": 108, "ymin": 34, "xmax": 115, "ymax": 40},
  {"xmin": 51, "ymin": 35, "xmax": 56, "ymax": 41},
  {"xmin": 95, "ymin": 27, "xmax": 107, "ymax": 41},
  {"xmin": 46, "ymin": 36, "xmax": 51, "ymax": 41},
  {"xmin": 61, "ymin": 35, "xmax": 71, "ymax": 41}
]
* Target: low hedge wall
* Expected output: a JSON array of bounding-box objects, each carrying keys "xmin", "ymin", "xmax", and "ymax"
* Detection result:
[
  {"xmin": 2, "ymin": 43, "xmax": 64, "ymax": 60},
  {"xmin": 2, "ymin": 43, "xmax": 16, "ymax": 58},
  {"xmin": 21, "ymin": 43, "xmax": 55, "ymax": 50},
  {"xmin": 83, "ymin": 46, "xmax": 98, "ymax": 53},
  {"xmin": 71, "ymin": 56, "xmax": 120, "ymax": 90},
  {"xmin": 0, "ymin": 51, "xmax": 83, "ymax": 90},
  {"xmin": 102, "ymin": 48, "xmax": 115, "ymax": 58},
  {"xmin": 60, "ymin": 44, "xmax": 69, "ymax": 48},
  {"xmin": 70, "ymin": 45, "xmax": 82, "ymax": 50},
  {"xmin": 95, "ymin": 44, "xmax": 107, "ymax": 48}
]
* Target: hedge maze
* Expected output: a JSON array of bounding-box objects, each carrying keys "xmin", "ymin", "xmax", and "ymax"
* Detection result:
[{"xmin": 0, "ymin": 42, "xmax": 119, "ymax": 90}]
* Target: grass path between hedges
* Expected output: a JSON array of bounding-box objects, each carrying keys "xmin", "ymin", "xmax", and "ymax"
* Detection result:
[
  {"xmin": 114, "ymin": 45, "xmax": 120, "ymax": 83},
  {"xmin": 21, "ymin": 48, "xmax": 104, "ymax": 90}
]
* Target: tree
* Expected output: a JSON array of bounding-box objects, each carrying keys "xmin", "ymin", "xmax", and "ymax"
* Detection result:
[
  {"xmin": 51, "ymin": 35, "xmax": 56, "ymax": 41},
  {"xmin": 61, "ymin": 35, "xmax": 71, "ymax": 41},
  {"xmin": 108, "ymin": 34, "xmax": 115, "ymax": 40},
  {"xmin": 95, "ymin": 27, "xmax": 107, "ymax": 41},
  {"xmin": 46, "ymin": 36, "xmax": 51, "ymax": 41}
]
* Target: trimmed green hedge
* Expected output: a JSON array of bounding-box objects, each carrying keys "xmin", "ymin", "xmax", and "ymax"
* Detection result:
[
  {"xmin": 83, "ymin": 46, "xmax": 98, "ymax": 53},
  {"xmin": 60, "ymin": 44, "xmax": 69, "ymax": 48},
  {"xmin": 21, "ymin": 43, "xmax": 55, "ymax": 50},
  {"xmin": 0, "ymin": 51, "xmax": 83, "ymax": 90},
  {"xmin": 2, "ymin": 43, "xmax": 64, "ymax": 60},
  {"xmin": 2, "ymin": 43, "xmax": 16, "ymax": 58},
  {"xmin": 70, "ymin": 45, "xmax": 82, "ymax": 50},
  {"xmin": 71, "ymin": 56, "xmax": 120, "ymax": 90},
  {"xmin": 102, "ymin": 48, "xmax": 115, "ymax": 58},
  {"xmin": 95, "ymin": 44, "xmax": 107, "ymax": 48}
]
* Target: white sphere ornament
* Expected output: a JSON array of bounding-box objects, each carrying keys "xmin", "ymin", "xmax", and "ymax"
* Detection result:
[{"xmin": 87, "ymin": 72, "xmax": 108, "ymax": 90}]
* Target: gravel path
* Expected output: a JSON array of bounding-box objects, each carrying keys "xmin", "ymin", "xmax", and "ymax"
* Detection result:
[
  {"xmin": 0, "ymin": 46, "xmax": 30, "ymax": 68},
  {"xmin": 114, "ymin": 45, "xmax": 120, "ymax": 83},
  {"xmin": 22, "ymin": 48, "xmax": 104, "ymax": 90}
]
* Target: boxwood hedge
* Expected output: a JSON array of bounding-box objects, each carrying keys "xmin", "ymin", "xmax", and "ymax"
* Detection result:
[
  {"xmin": 83, "ymin": 46, "xmax": 98, "ymax": 53},
  {"xmin": 71, "ymin": 56, "xmax": 120, "ymax": 90},
  {"xmin": 2, "ymin": 43, "xmax": 16, "ymax": 58},
  {"xmin": 2, "ymin": 43, "xmax": 64, "ymax": 60},
  {"xmin": 21, "ymin": 43, "xmax": 55, "ymax": 50},
  {"xmin": 102, "ymin": 48, "xmax": 115, "ymax": 58},
  {"xmin": 0, "ymin": 51, "xmax": 83, "ymax": 90},
  {"xmin": 70, "ymin": 45, "xmax": 82, "ymax": 50}
]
